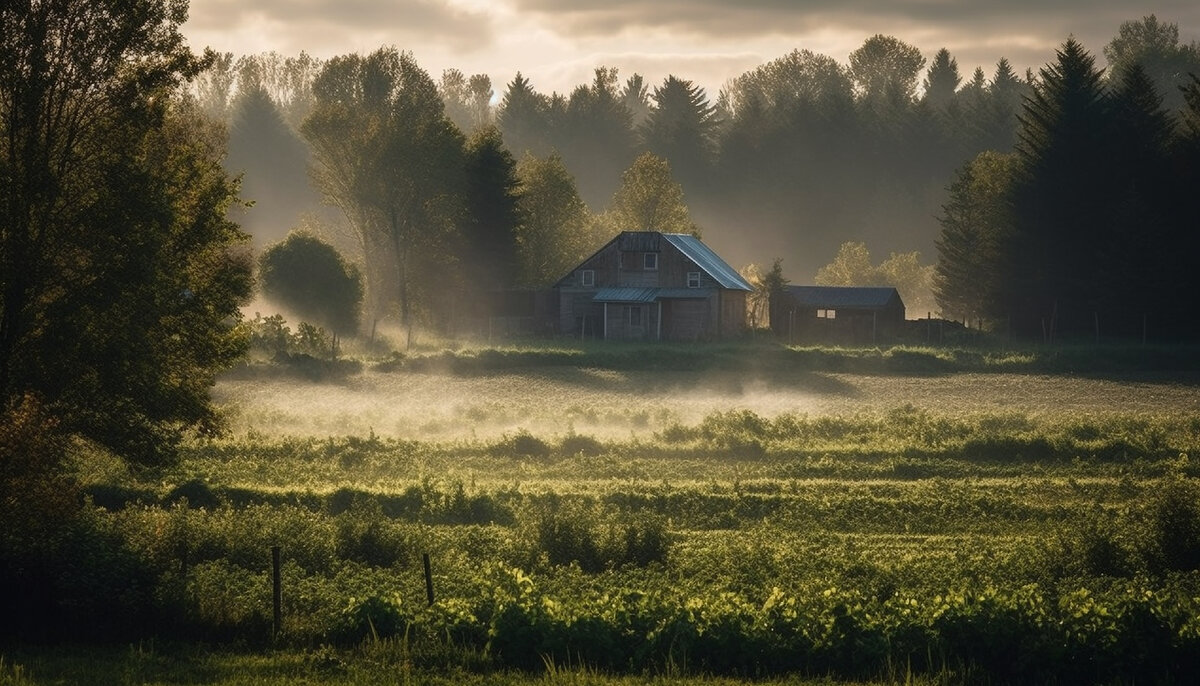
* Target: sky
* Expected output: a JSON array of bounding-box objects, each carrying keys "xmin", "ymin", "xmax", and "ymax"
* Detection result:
[{"xmin": 182, "ymin": 1, "xmax": 1200, "ymax": 99}]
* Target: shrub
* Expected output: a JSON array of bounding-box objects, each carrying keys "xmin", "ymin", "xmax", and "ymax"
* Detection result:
[{"xmin": 259, "ymin": 231, "xmax": 363, "ymax": 335}]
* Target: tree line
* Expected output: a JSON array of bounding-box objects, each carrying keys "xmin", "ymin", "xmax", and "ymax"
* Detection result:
[
  {"xmin": 199, "ymin": 16, "xmax": 1200, "ymax": 339},
  {"xmin": 935, "ymin": 35, "xmax": 1200, "ymax": 341}
]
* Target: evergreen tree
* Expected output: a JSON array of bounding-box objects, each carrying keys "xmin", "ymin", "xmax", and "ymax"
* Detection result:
[
  {"xmin": 934, "ymin": 151, "xmax": 1018, "ymax": 324},
  {"xmin": 642, "ymin": 76, "xmax": 719, "ymax": 195},
  {"xmin": 463, "ymin": 126, "xmax": 522, "ymax": 288},
  {"xmin": 497, "ymin": 72, "xmax": 551, "ymax": 157},
  {"xmin": 225, "ymin": 84, "xmax": 316, "ymax": 245},
  {"xmin": 923, "ymin": 48, "xmax": 961, "ymax": 109},
  {"xmin": 1006, "ymin": 38, "xmax": 1112, "ymax": 337}
]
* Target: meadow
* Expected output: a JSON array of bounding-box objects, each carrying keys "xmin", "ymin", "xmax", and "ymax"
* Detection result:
[{"xmin": 5, "ymin": 343, "xmax": 1200, "ymax": 685}]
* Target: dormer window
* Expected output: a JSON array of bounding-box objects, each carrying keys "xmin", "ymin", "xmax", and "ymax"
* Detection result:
[
  {"xmin": 687, "ymin": 272, "xmax": 701, "ymax": 288},
  {"xmin": 581, "ymin": 269, "xmax": 595, "ymax": 287},
  {"xmin": 644, "ymin": 253, "xmax": 658, "ymax": 270}
]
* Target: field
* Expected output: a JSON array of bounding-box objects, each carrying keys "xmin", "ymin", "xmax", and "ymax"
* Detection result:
[{"xmin": 6, "ymin": 344, "xmax": 1200, "ymax": 684}]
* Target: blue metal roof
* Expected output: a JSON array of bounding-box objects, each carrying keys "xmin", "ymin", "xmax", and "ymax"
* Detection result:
[
  {"xmin": 785, "ymin": 286, "xmax": 902, "ymax": 309},
  {"xmin": 593, "ymin": 287, "xmax": 659, "ymax": 303},
  {"xmin": 662, "ymin": 234, "xmax": 754, "ymax": 291},
  {"xmin": 593, "ymin": 287, "xmax": 713, "ymax": 303}
]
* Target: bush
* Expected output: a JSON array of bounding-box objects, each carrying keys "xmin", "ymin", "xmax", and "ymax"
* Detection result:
[{"xmin": 259, "ymin": 231, "xmax": 363, "ymax": 335}]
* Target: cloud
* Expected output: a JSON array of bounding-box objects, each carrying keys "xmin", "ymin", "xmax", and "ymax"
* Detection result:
[
  {"xmin": 184, "ymin": 0, "xmax": 495, "ymax": 55},
  {"xmin": 511, "ymin": 0, "xmax": 1200, "ymax": 66}
]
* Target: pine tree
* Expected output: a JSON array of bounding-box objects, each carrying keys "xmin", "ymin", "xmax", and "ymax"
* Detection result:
[
  {"xmin": 1004, "ymin": 38, "xmax": 1112, "ymax": 337},
  {"xmin": 923, "ymin": 48, "xmax": 961, "ymax": 109}
]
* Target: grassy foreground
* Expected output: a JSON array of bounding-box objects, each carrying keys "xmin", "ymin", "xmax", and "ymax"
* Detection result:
[{"xmin": 5, "ymin": 342, "xmax": 1200, "ymax": 684}]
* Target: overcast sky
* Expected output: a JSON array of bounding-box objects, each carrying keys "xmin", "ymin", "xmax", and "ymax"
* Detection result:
[{"xmin": 182, "ymin": 1, "xmax": 1200, "ymax": 98}]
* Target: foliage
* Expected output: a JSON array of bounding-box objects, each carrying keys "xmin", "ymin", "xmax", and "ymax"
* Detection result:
[
  {"xmin": 302, "ymin": 48, "xmax": 466, "ymax": 333},
  {"xmin": 0, "ymin": 0, "xmax": 254, "ymax": 464},
  {"xmin": 815, "ymin": 242, "xmax": 935, "ymax": 316},
  {"xmin": 259, "ymin": 232, "xmax": 364, "ymax": 335},
  {"xmin": 1104, "ymin": 14, "xmax": 1200, "ymax": 112},
  {"xmin": 513, "ymin": 154, "xmax": 601, "ymax": 288},
  {"xmin": 933, "ymin": 151, "xmax": 1017, "ymax": 325},
  {"xmin": 461, "ymin": 126, "xmax": 522, "ymax": 288},
  {"xmin": 604, "ymin": 153, "xmax": 696, "ymax": 236}
]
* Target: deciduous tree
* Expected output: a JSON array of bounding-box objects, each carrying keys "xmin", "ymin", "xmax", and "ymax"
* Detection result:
[{"xmin": 0, "ymin": 0, "xmax": 253, "ymax": 463}]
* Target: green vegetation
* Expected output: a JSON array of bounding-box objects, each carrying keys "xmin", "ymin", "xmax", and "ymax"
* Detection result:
[{"xmin": 6, "ymin": 348, "xmax": 1200, "ymax": 683}]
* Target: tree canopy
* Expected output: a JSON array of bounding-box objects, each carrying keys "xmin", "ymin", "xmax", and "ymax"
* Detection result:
[{"xmin": 0, "ymin": 0, "xmax": 253, "ymax": 464}]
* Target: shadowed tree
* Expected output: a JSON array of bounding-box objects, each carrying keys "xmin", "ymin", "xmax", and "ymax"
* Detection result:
[
  {"xmin": 497, "ymin": 72, "xmax": 551, "ymax": 157},
  {"xmin": 1005, "ymin": 38, "xmax": 1112, "ymax": 337},
  {"xmin": 559, "ymin": 67, "xmax": 636, "ymax": 208},
  {"xmin": 0, "ymin": 0, "xmax": 254, "ymax": 463},
  {"xmin": 1099, "ymin": 64, "xmax": 1178, "ymax": 331},
  {"xmin": 622, "ymin": 73, "xmax": 652, "ymax": 127},
  {"xmin": 462, "ymin": 126, "xmax": 522, "ymax": 288},
  {"xmin": 923, "ymin": 48, "xmax": 962, "ymax": 109},
  {"xmin": 642, "ymin": 76, "xmax": 719, "ymax": 195},
  {"xmin": 934, "ymin": 151, "xmax": 1018, "ymax": 325},
  {"xmin": 850, "ymin": 34, "xmax": 927, "ymax": 105},
  {"xmin": 259, "ymin": 232, "xmax": 363, "ymax": 335},
  {"xmin": 1104, "ymin": 15, "xmax": 1200, "ymax": 112},
  {"xmin": 224, "ymin": 83, "xmax": 315, "ymax": 245}
]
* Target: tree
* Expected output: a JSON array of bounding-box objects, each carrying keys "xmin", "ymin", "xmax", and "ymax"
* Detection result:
[
  {"xmin": 742, "ymin": 258, "xmax": 790, "ymax": 329},
  {"xmin": 622, "ymin": 73, "xmax": 652, "ymax": 127},
  {"xmin": 642, "ymin": 76, "xmax": 719, "ymax": 194},
  {"xmin": 513, "ymin": 154, "xmax": 599, "ymax": 287},
  {"xmin": 923, "ymin": 48, "xmax": 961, "ymax": 109},
  {"xmin": 0, "ymin": 0, "xmax": 253, "ymax": 464},
  {"xmin": 302, "ymin": 48, "xmax": 466, "ymax": 337},
  {"xmin": 814, "ymin": 242, "xmax": 878, "ymax": 286},
  {"xmin": 224, "ymin": 83, "xmax": 316, "ymax": 245},
  {"xmin": 497, "ymin": 72, "xmax": 551, "ymax": 157},
  {"xmin": 1104, "ymin": 15, "xmax": 1200, "ymax": 112},
  {"xmin": 849, "ymin": 35, "xmax": 927, "ymax": 104},
  {"xmin": 934, "ymin": 151, "xmax": 1018, "ymax": 324},
  {"xmin": 559, "ymin": 67, "xmax": 636, "ymax": 208},
  {"xmin": 259, "ymin": 232, "xmax": 363, "ymax": 335},
  {"xmin": 1006, "ymin": 38, "xmax": 1112, "ymax": 336},
  {"xmin": 606, "ymin": 153, "xmax": 695, "ymax": 235},
  {"xmin": 462, "ymin": 126, "xmax": 522, "ymax": 288}
]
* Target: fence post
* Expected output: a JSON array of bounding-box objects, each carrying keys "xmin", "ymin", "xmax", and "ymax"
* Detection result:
[
  {"xmin": 423, "ymin": 552, "xmax": 435, "ymax": 606},
  {"xmin": 271, "ymin": 545, "xmax": 282, "ymax": 638}
]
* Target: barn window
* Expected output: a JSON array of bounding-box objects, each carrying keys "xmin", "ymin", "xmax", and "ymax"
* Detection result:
[
  {"xmin": 581, "ymin": 269, "xmax": 595, "ymax": 287},
  {"xmin": 629, "ymin": 306, "xmax": 643, "ymax": 327},
  {"xmin": 817, "ymin": 309, "xmax": 837, "ymax": 319},
  {"xmin": 644, "ymin": 252, "xmax": 658, "ymax": 270},
  {"xmin": 687, "ymin": 271, "xmax": 701, "ymax": 288}
]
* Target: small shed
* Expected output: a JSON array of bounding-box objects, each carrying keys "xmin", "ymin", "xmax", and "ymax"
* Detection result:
[
  {"xmin": 555, "ymin": 231, "xmax": 752, "ymax": 341},
  {"xmin": 772, "ymin": 286, "xmax": 905, "ymax": 344}
]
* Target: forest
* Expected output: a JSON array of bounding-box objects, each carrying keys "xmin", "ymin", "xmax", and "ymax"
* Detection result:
[{"xmin": 197, "ymin": 15, "xmax": 1200, "ymax": 341}]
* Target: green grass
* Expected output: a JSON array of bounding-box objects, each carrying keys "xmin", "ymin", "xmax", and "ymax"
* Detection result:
[{"xmin": 10, "ymin": 346, "xmax": 1200, "ymax": 683}]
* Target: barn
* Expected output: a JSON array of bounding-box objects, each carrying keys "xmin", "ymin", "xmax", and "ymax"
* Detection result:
[
  {"xmin": 555, "ymin": 231, "xmax": 752, "ymax": 341},
  {"xmin": 771, "ymin": 285, "xmax": 905, "ymax": 344}
]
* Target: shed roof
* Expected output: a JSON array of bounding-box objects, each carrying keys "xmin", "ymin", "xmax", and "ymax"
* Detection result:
[
  {"xmin": 662, "ymin": 234, "xmax": 754, "ymax": 291},
  {"xmin": 784, "ymin": 286, "xmax": 902, "ymax": 310}
]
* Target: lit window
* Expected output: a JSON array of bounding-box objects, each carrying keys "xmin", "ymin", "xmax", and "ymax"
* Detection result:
[
  {"xmin": 687, "ymin": 272, "xmax": 701, "ymax": 288},
  {"xmin": 644, "ymin": 253, "xmax": 658, "ymax": 270},
  {"xmin": 817, "ymin": 309, "xmax": 837, "ymax": 319},
  {"xmin": 581, "ymin": 270, "xmax": 595, "ymax": 287}
]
